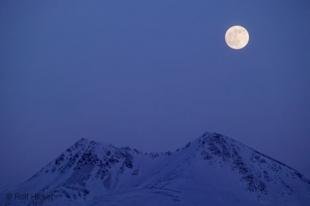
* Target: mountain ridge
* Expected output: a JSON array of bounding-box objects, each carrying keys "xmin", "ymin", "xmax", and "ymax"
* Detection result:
[{"xmin": 1, "ymin": 131, "xmax": 310, "ymax": 206}]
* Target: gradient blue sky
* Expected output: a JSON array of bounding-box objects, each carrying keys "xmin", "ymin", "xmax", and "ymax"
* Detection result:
[{"xmin": 1, "ymin": 0, "xmax": 310, "ymax": 186}]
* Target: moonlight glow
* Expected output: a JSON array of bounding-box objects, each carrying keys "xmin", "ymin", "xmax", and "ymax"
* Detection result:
[{"xmin": 225, "ymin": 25, "xmax": 249, "ymax": 50}]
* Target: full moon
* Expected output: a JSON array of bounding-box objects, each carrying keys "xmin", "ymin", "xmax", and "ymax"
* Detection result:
[{"xmin": 225, "ymin": 25, "xmax": 249, "ymax": 50}]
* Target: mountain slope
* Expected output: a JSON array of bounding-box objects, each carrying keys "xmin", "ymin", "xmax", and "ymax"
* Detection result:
[{"xmin": 1, "ymin": 132, "xmax": 310, "ymax": 206}]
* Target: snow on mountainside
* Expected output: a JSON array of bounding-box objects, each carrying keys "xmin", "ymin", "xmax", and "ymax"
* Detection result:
[{"xmin": 1, "ymin": 132, "xmax": 310, "ymax": 206}]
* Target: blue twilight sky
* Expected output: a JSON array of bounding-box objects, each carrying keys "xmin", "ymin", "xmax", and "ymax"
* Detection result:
[{"xmin": 0, "ymin": 0, "xmax": 310, "ymax": 186}]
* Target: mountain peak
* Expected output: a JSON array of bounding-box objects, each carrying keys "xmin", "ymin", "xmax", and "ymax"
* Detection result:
[
  {"xmin": 76, "ymin": 137, "xmax": 90, "ymax": 144},
  {"xmin": 3, "ymin": 132, "xmax": 310, "ymax": 206}
]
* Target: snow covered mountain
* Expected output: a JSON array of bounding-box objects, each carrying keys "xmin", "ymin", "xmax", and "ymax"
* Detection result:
[{"xmin": 1, "ymin": 132, "xmax": 310, "ymax": 206}]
